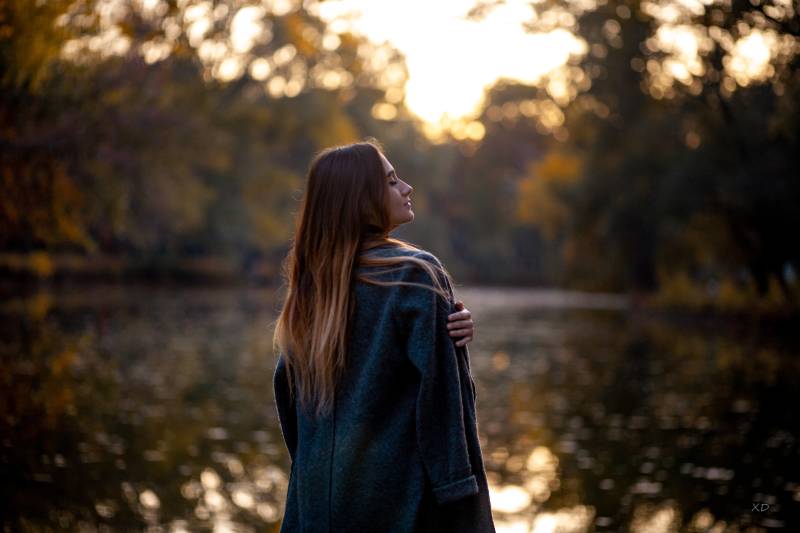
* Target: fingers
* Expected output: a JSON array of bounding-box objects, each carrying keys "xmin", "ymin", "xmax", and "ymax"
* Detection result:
[
  {"xmin": 455, "ymin": 336, "xmax": 473, "ymax": 347},
  {"xmin": 447, "ymin": 309, "xmax": 471, "ymax": 320},
  {"xmin": 447, "ymin": 303, "xmax": 474, "ymax": 347},
  {"xmin": 446, "ymin": 319, "xmax": 473, "ymax": 330}
]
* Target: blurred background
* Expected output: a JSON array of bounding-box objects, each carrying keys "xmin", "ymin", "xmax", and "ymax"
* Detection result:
[{"xmin": 1, "ymin": 0, "xmax": 798, "ymax": 531}]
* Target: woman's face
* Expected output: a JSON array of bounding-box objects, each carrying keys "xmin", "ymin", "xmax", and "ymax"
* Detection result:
[{"xmin": 379, "ymin": 151, "xmax": 414, "ymax": 229}]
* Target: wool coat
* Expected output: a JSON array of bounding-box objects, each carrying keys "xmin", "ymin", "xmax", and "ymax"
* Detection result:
[{"xmin": 272, "ymin": 245, "xmax": 495, "ymax": 532}]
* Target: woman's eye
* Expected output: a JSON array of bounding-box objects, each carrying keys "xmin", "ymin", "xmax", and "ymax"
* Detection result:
[{"xmin": 389, "ymin": 180, "xmax": 397, "ymax": 185}]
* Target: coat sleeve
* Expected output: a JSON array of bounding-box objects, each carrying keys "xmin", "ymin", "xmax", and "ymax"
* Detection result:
[
  {"xmin": 401, "ymin": 252, "xmax": 479, "ymax": 505},
  {"xmin": 273, "ymin": 353, "xmax": 298, "ymax": 463}
]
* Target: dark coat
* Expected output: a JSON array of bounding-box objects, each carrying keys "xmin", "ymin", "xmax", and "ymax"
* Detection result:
[{"xmin": 273, "ymin": 245, "xmax": 495, "ymax": 532}]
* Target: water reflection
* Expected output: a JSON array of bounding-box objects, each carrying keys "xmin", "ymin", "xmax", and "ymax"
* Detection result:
[
  {"xmin": 1, "ymin": 285, "xmax": 798, "ymax": 530},
  {"xmin": 461, "ymin": 288, "xmax": 800, "ymax": 532},
  {"xmin": 1, "ymin": 286, "xmax": 289, "ymax": 531}
]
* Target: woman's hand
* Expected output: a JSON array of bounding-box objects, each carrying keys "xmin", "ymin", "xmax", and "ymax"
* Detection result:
[{"xmin": 447, "ymin": 300, "xmax": 474, "ymax": 347}]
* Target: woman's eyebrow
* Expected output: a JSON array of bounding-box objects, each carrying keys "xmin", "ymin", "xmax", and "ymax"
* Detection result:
[{"xmin": 386, "ymin": 169, "xmax": 397, "ymax": 178}]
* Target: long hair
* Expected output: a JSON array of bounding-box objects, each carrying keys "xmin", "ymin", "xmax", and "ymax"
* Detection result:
[{"xmin": 272, "ymin": 138, "xmax": 454, "ymax": 419}]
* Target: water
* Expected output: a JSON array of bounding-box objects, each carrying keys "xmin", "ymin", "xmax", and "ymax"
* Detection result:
[{"xmin": 1, "ymin": 285, "xmax": 798, "ymax": 531}]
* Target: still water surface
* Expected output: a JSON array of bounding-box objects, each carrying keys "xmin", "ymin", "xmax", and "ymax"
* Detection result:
[{"xmin": 1, "ymin": 285, "xmax": 798, "ymax": 531}]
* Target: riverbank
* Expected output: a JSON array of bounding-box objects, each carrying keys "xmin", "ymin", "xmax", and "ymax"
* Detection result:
[
  {"xmin": 3, "ymin": 252, "xmax": 797, "ymax": 320},
  {"xmin": 0, "ymin": 251, "xmax": 282, "ymax": 285}
]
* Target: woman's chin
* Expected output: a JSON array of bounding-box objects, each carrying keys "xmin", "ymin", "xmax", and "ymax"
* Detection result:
[{"xmin": 389, "ymin": 212, "xmax": 414, "ymax": 228}]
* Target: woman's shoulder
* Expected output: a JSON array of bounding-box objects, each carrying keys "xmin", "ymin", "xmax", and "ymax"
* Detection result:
[
  {"xmin": 368, "ymin": 243, "xmax": 443, "ymax": 266},
  {"xmin": 387, "ymin": 246, "xmax": 451, "ymax": 289},
  {"xmin": 359, "ymin": 244, "xmax": 448, "ymax": 290}
]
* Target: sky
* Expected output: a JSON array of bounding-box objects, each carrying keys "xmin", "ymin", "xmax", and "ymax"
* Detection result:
[
  {"xmin": 73, "ymin": 0, "xmax": 780, "ymax": 134},
  {"xmin": 313, "ymin": 0, "xmax": 587, "ymax": 125}
]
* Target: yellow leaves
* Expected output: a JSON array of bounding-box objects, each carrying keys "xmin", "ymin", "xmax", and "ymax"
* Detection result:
[
  {"xmin": 19, "ymin": 291, "xmax": 53, "ymax": 320},
  {"xmin": 533, "ymin": 150, "xmax": 582, "ymax": 181},
  {"xmin": 307, "ymin": 108, "xmax": 358, "ymax": 148},
  {"xmin": 51, "ymin": 163, "xmax": 93, "ymax": 250},
  {"xmin": 50, "ymin": 348, "xmax": 77, "ymax": 376},
  {"xmin": 652, "ymin": 270, "xmax": 707, "ymax": 310},
  {"xmin": 652, "ymin": 268, "xmax": 794, "ymax": 313},
  {"xmin": 1, "ymin": 0, "xmax": 72, "ymax": 91},
  {"xmin": 1, "ymin": 158, "xmax": 92, "ymax": 250},
  {"xmin": 102, "ymin": 87, "xmax": 129, "ymax": 106},
  {"xmin": 284, "ymin": 12, "xmax": 317, "ymax": 58},
  {"xmin": 516, "ymin": 150, "xmax": 583, "ymax": 241},
  {"xmin": 28, "ymin": 251, "xmax": 54, "ymax": 278}
]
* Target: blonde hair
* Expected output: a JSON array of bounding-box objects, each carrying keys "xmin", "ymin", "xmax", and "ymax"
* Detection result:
[{"xmin": 272, "ymin": 140, "xmax": 453, "ymax": 419}]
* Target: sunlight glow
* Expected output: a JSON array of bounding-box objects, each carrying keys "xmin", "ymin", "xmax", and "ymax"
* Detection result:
[
  {"xmin": 216, "ymin": 56, "xmax": 245, "ymax": 81},
  {"xmin": 139, "ymin": 489, "xmax": 161, "ymax": 509},
  {"xmin": 249, "ymin": 58, "xmax": 272, "ymax": 80},
  {"xmin": 725, "ymin": 31, "xmax": 775, "ymax": 84},
  {"xmin": 643, "ymin": 0, "xmax": 714, "ymax": 23},
  {"xmin": 315, "ymin": 0, "xmax": 586, "ymax": 125},
  {"xmin": 231, "ymin": 6, "xmax": 268, "ymax": 53},
  {"xmin": 495, "ymin": 518, "xmax": 535, "ymax": 533},
  {"xmin": 489, "ymin": 483, "xmax": 533, "ymax": 514},
  {"xmin": 493, "ymin": 503, "xmax": 595, "ymax": 533},
  {"xmin": 531, "ymin": 506, "xmax": 594, "ymax": 533},
  {"xmin": 630, "ymin": 501, "xmax": 680, "ymax": 533}
]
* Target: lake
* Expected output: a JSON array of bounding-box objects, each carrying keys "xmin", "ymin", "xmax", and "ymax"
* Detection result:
[{"xmin": 1, "ymin": 285, "xmax": 798, "ymax": 531}]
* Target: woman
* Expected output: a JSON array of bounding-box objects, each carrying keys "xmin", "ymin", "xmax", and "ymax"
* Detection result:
[{"xmin": 272, "ymin": 138, "xmax": 495, "ymax": 532}]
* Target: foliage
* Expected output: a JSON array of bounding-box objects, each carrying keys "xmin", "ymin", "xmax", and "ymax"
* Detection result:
[
  {"xmin": 0, "ymin": 0, "xmax": 429, "ymax": 279},
  {"xmin": 467, "ymin": 0, "xmax": 799, "ymax": 302},
  {"xmin": 1, "ymin": 0, "xmax": 798, "ymax": 309}
]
